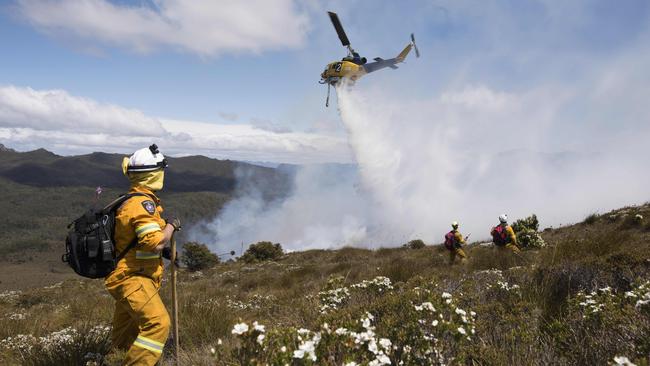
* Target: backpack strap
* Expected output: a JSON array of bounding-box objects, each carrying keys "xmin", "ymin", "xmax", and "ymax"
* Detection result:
[{"xmin": 112, "ymin": 193, "xmax": 151, "ymax": 262}]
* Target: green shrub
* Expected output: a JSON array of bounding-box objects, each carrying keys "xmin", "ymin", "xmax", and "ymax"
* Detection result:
[
  {"xmin": 583, "ymin": 213, "xmax": 599, "ymax": 225},
  {"xmin": 403, "ymin": 239, "xmax": 425, "ymax": 249},
  {"xmin": 512, "ymin": 214, "xmax": 539, "ymax": 232},
  {"xmin": 517, "ymin": 229, "xmax": 547, "ymax": 249},
  {"xmin": 182, "ymin": 242, "xmax": 220, "ymax": 271},
  {"xmin": 240, "ymin": 241, "xmax": 284, "ymax": 263},
  {"xmin": 512, "ymin": 214, "xmax": 546, "ymax": 249},
  {"xmin": 620, "ymin": 214, "xmax": 644, "ymax": 230}
]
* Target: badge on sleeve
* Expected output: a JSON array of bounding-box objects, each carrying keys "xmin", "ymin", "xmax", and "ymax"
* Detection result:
[{"xmin": 141, "ymin": 200, "xmax": 156, "ymax": 215}]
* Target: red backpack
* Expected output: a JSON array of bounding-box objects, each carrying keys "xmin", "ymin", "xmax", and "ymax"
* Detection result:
[
  {"xmin": 444, "ymin": 231, "xmax": 457, "ymax": 250},
  {"xmin": 491, "ymin": 225, "xmax": 509, "ymax": 246}
]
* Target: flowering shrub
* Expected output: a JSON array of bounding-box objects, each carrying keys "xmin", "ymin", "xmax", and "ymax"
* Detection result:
[
  {"xmin": 317, "ymin": 276, "xmax": 394, "ymax": 314},
  {"xmin": 350, "ymin": 276, "xmax": 394, "ymax": 294},
  {"xmin": 226, "ymin": 294, "xmax": 277, "ymax": 311},
  {"xmin": 511, "ymin": 214, "xmax": 547, "ymax": 248},
  {"xmin": 319, "ymin": 287, "xmax": 351, "ymax": 313},
  {"xmin": 512, "ymin": 214, "xmax": 539, "ymax": 232},
  {"xmin": 226, "ymin": 278, "xmax": 477, "ymax": 365},
  {"xmin": 517, "ymin": 229, "xmax": 547, "ymax": 249},
  {"xmin": 0, "ymin": 324, "xmax": 111, "ymax": 365},
  {"xmin": 0, "ymin": 290, "xmax": 21, "ymax": 304},
  {"xmin": 550, "ymin": 281, "xmax": 650, "ymax": 364}
]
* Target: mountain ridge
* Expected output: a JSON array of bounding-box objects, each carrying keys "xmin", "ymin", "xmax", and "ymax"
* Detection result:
[{"xmin": 0, "ymin": 146, "xmax": 290, "ymax": 195}]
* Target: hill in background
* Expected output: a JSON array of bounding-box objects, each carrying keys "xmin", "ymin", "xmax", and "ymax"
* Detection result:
[
  {"xmin": 0, "ymin": 146, "xmax": 293, "ymax": 290},
  {"xmin": 0, "ymin": 147, "xmax": 291, "ymax": 195}
]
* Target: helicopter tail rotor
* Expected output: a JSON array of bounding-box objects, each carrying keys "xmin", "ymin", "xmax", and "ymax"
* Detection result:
[{"xmin": 411, "ymin": 33, "xmax": 420, "ymax": 58}]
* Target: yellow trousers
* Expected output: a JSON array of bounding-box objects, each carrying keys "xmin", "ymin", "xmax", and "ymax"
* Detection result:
[
  {"xmin": 106, "ymin": 275, "xmax": 170, "ymax": 366},
  {"xmin": 448, "ymin": 247, "xmax": 467, "ymax": 264},
  {"xmin": 505, "ymin": 243, "xmax": 521, "ymax": 253}
]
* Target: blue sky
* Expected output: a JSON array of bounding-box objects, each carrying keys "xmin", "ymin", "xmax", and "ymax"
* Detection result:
[{"xmin": 0, "ymin": 0, "xmax": 649, "ymax": 163}]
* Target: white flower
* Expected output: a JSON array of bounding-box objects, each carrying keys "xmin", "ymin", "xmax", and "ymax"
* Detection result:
[
  {"xmin": 455, "ymin": 308, "xmax": 466, "ymax": 316},
  {"xmin": 335, "ymin": 328, "xmax": 349, "ymax": 335},
  {"xmin": 344, "ymin": 362, "xmax": 358, "ymax": 366},
  {"xmin": 256, "ymin": 334, "xmax": 265, "ymax": 345},
  {"xmin": 442, "ymin": 292, "xmax": 452, "ymax": 299},
  {"xmin": 280, "ymin": 346, "xmax": 287, "ymax": 352},
  {"xmin": 293, "ymin": 340, "xmax": 317, "ymax": 361},
  {"xmin": 253, "ymin": 321, "xmax": 265, "ymax": 333},
  {"xmin": 217, "ymin": 338, "xmax": 222, "ymax": 345},
  {"xmin": 231, "ymin": 323, "xmax": 249, "ymax": 335},
  {"xmin": 368, "ymin": 339, "xmax": 379, "ymax": 354},
  {"xmin": 379, "ymin": 338, "xmax": 392, "ymax": 350},
  {"xmin": 210, "ymin": 347, "xmax": 216, "ymax": 354},
  {"xmin": 432, "ymin": 320, "xmax": 439, "ymax": 326},
  {"xmin": 613, "ymin": 356, "xmax": 637, "ymax": 366},
  {"xmin": 418, "ymin": 302, "xmax": 436, "ymax": 312},
  {"xmin": 457, "ymin": 327, "xmax": 466, "ymax": 335},
  {"xmin": 375, "ymin": 354, "xmax": 391, "ymax": 365},
  {"xmin": 297, "ymin": 328, "xmax": 311, "ymax": 335}
]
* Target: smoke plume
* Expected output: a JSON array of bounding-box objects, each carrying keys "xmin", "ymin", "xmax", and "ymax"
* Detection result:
[{"xmin": 194, "ymin": 80, "xmax": 650, "ymax": 254}]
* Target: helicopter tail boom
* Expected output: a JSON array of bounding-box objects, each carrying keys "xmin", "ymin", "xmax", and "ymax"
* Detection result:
[{"xmin": 396, "ymin": 43, "xmax": 413, "ymax": 62}]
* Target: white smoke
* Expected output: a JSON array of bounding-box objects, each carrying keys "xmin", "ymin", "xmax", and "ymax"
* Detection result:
[
  {"xmin": 194, "ymin": 79, "xmax": 650, "ymax": 254},
  {"xmin": 335, "ymin": 83, "xmax": 649, "ymax": 244}
]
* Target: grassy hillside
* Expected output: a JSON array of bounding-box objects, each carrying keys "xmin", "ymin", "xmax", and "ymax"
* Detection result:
[{"xmin": 0, "ymin": 204, "xmax": 648, "ymax": 365}]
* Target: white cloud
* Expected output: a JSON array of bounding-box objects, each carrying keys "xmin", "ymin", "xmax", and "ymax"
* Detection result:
[
  {"xmin": 0, "ymin": 85, "xmax": 166, "ymax": 136},
  {"xmin": 16, "ymin": 0, "xmax": 309, "ymax": 56},
  {"xmin": 0, "ymin": 85, "xmax": 350, "ymax": 163}
]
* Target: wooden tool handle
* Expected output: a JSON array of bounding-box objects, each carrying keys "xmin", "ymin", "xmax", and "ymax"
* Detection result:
[{"xmin": 171, "ymin": 234, "xmax": 180, "ymax": 365}]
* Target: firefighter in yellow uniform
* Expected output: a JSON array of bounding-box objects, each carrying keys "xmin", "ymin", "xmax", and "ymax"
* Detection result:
[
  {"xmin": 491, "ymin": 214, "xmax": 520, "ymax": 253},
  {"xmin": 105, "ymin": 144, "xmax": 180, "ymax": 365},
  {"xmin": 444, "ymin": 221, "xmax": 467, "ymax": 264}
]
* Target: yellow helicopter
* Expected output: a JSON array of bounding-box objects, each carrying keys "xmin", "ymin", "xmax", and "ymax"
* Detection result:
[{"xmin": 320, "ymin": 11, "xmax": 420, "ymax": 106}]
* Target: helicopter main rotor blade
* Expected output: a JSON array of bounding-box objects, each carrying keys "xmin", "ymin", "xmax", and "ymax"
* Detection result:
[{"xmin": 328, "ymin": 11, "xmax": 351, "ymax": 47}]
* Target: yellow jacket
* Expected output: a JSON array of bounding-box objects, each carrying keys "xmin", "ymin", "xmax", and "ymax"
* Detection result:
[
  {"xmin": 106, "ymin": 186, "xmax": 166, "ymax": 285},
  {"xmin": 453, "ymin": 230, "xmax": 465, "ymax": 245}
]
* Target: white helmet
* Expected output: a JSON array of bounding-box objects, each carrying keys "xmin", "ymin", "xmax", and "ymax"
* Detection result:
[
  {"xmin": 126, "ymin": 144, "xmax": 167, "ymax": 173},
  {"xmin": 498, "ymin": 214, "xmax": 508, "ymax": 224},
  {"xmin": 451, "ymin": 221, "xmax": 459, "ymax": 229}
]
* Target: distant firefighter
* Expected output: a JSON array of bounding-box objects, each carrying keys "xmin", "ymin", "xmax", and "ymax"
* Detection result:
[
  {"xmin": 444, "ymin": 221, "xmax": 467, "ymax": 264},
  {"xmin": 491, "ymin": 214, "xmax": 521, "ymax": 253}
]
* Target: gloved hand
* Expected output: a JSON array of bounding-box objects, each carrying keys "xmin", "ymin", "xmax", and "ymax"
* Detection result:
[
  {"xmin": 162, "ymin": 247, "xmax": 180, "ymax": 267},
  {"xmin": 166, "ymin": 217, "xmax": 182, "ymax": 231}
]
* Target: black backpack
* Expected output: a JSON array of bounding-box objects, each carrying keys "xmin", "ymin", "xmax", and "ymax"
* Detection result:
[{"xmin": 63, "ymin": 193, "xmax": 146, "ymax": 279}]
